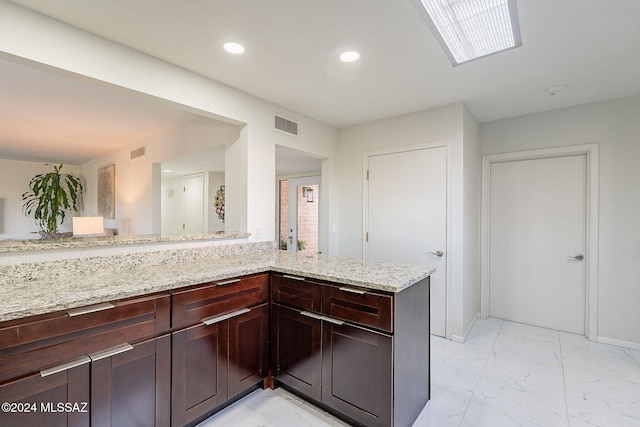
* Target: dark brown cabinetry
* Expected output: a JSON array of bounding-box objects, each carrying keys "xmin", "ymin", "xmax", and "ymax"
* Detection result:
[
  {"xmin": 171, "ymin": 273, "xmax": 269, "ymax": 427},
  {"xmin": 0, "ymin": 293, "xmax": 171, "ymax": 427},
  {"xmin": 90, "ymin": 335, "xmax": 171, "ymax": 427},
  {"xmin": 271, "ymin": 273, "xmax": 430, "ymax": 427}
]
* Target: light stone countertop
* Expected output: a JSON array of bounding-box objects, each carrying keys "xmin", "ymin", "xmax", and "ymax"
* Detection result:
[
  {"xmin": 0, "ymin": 231, "xmax": 250, "ymax": 253},
  {"xmin": 0, "ymin": 251, "xmax": 434, "ymax": 323}
]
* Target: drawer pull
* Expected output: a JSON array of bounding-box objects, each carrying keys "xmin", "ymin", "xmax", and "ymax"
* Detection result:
[
  {"xmin": 339, "ymin": 286, "xmax": 368, "ymax": 295},
  {"xmin": 282, "ymin": 275, "xmax": 305, "ymax": 281},
  {"xmin": 67, "ymin": 302, "xmax": 115, "ymax": 317},
  {"xmin": 226, "ymin": 308, "xmax": 251, "ymax": 319},
  {"xmin": 89, "ymin": 343, "xmax": 134, "ymax": 362},
  {"xmin": 215, "ymin": 279, "xmax": 241, "ymax": 286},
  {"xmin": 300, "ymin": 311, "xmax": 345, "ymax": 326},
  {"xmin": 41, "ymin": 356, "xmax": 91, "ymax": 377},
  {"xmin": 322, "ymin": 315, "xmax": 345, "ymax": 326},
  {"xmin": 300, "ymin": 311, "xmax": 324, "ymax": 321},
  {"xmin": 202, "ymin": 308, "xmax": 251, "ymax": 326}
]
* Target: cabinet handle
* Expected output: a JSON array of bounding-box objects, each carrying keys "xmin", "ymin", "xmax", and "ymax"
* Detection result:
[
  {"xmin": 339, "ymin": 286, "xmax": 367, "ymax": 295},
  {"xmin": 215, "ymin": 279, "xmax": 241, "ymax": 286},
  {"xmin": 226, "ymin": 308, "xmax": 251, "ymax": 319},
  {"xmin": 89, "ymin": 343, "xmax": 134, "ymax": 362},
  {"xmin": 282, "ymin": 275, "xmax": 305, "ymax": 281},
  {"xmin": 41, "ymin": 356, "xmax": 91, "ymax": 377},
  {"xmin": 67, "ymin": 302, "xmax": 115, "ymax": 317},
  {"xmin": 300, "ymin": 311, "xmax": 345, "ymax": 326},
  {"xmin": 321, "ymin": 315, "xmax": 345, "ymax": 326},
  {"xmin": 202, "ymin": 308, "xmax": 251, "ymax": 326},
  {"xmin": 300, "ymin": 311, "xmax": 324, "ymax": 321}
]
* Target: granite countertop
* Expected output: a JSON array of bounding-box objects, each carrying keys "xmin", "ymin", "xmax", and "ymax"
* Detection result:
[
  {"xmin": 0, "ymin": 231, "xmax": 251, "ymax": 253},
  {"xmin": 0, "ymin": 251, "xmax": 434, "ymax": 323}
]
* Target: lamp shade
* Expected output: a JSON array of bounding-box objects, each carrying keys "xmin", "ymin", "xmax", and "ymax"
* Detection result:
[{"xmin": 72, "ymin": 216, "xmax": 104, "ymax": 236}]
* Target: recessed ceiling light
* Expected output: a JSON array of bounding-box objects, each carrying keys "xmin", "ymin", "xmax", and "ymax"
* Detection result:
[
  {"xmin": 223, "ymin": 42, "xmax": 245, "ymax": 54},
  {"xmin": 543, "ymin": 84, "xmax": 569, "ymax": 95},
  {"xmin": 416, "ymin": 0, "xmax": 521, "ymax": 65},
  {"xmin": 339, "ymin": 51, "xmax": 360, "ymax": 63}
]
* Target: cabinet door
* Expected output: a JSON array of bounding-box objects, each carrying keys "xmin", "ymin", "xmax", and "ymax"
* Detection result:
[
  {"xmin": 228, "ymin": 304, "xmax": 268, "ymax": 398},
  {"xmin": 172, "ymin": 321, "xmax": 228, "ymax": 426},
  {"xmin": 90, "ymin": 335, "xmax": 171, "ymax": 427},
  {"xmin": 272, "ymin": 304, "xmax": 322, "ymax": 402},
  {"xmin": 0, "ymin": 362, "xmax": 90, "ymax": 427},
  {"xmin": 322, "ymin": 322, "xmax": 392, "ymax": 427}
]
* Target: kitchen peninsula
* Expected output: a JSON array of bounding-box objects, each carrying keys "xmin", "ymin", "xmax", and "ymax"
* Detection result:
[{"xmin": 0, "ymin": 241, "xmax": 433, "ymax": 427}]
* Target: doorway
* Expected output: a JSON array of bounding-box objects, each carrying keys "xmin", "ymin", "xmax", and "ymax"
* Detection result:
[
  {"xmin": 279, "ymin": 176, "xmax": 321, "ymax": 253},
  {"xmin": 364, "ymin": 143, "xmax": 449, "ymax": 337},
  {"xmin": 481, "ymin": 144, "xmax": 599, "ymax": 338}
]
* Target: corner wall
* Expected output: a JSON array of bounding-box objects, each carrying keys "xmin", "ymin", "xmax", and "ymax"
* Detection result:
[{"xmin": 335, "ymin": 103, "xmax": 479, "ymax": 341}]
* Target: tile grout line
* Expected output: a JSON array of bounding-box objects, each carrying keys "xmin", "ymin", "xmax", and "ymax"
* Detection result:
[
  {"xmin": 558, "ymin": 331, "xmax": 571, "ymax": 427},
  {"xmin": 456, "ymin": 319, "xmax": 504, "ymax": 427}
]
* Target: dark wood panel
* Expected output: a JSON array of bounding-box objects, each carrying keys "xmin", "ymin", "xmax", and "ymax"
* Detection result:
[
  {"xmin": 0, "ymin": 293, "xmax": 170, "ymax": 353},
  {"xmin": 321, "ymin": 323, "xmax": 392, "ymax": 427},
  {"xmin": 270, "ymin": 274, "xmax": 322, "ymax": 312},
  {"xmin": 272, "ymin": 304, "xmax": 322, "ymax": 402},
  {"xmin": 90, "ymin": 335, "xmax": 171, "ymax": 427},
  {"xmin": 172, "ymin": 273, "xmax": 269, "ymax": 329},
  {"xmin": 0, "ymin": 295, "xmax": 171, "ymax": 383},
  {"xmin": 322, "ymin": 285, "xmax": 393, "ymax": 333},
  {"xmin": 393, "ymin": 276, "xmax": 430, "ymax": 427},
  {"xmin": 228, "ymin": 303, "xmax": 268, "ymax": 397},
  {"xmin": 172, "ymin": 322, "xmax": 228, "ymax": 426},
  {"xmin": 0, "ymin": 361, "xmax": 90, "ymax": 427}
]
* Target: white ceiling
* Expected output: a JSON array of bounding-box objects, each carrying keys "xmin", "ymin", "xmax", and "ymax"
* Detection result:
[{"xmin": 3, "ymin": 0, "xmax": 640, "ymax": 163}]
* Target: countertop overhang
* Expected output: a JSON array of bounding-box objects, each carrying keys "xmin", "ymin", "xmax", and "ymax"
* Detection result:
[{"xmin": 0, "ymin": 251, "xmax": 434, "ymax": 323}]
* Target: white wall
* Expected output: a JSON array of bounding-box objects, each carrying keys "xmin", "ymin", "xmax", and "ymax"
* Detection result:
[
  {"xmin": 462, "ymin": 105, "xmax": 481, "ymax": 335},
  {"xmin": 81, "ymin": 116, "xmax": 239, "ymax": 235},
  {"xmin": 480, "ymin": 95, "xmax": 640, "ymax": 347},
  {"xmin": 161, "ymin": 175, "xmax": 184, "ymax": 234},
  {"xmin": 0, "ymin": 0, "xmax": 338, "ymax": 245},
  {"xmin": 0, "ymin": 159, "xmax": 80, "ymax": 239},
  {"xmin": 335, "ymin": 102, "xmax": 479, "ymax": 341}
]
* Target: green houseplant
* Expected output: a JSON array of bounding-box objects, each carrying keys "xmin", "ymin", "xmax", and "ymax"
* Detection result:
[{"xmin": 22, "ymin": 163, "xmax": 83, "ymax": 239}]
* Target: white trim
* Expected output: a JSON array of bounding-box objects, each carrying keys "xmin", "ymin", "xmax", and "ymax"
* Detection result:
[
  {"xmin": 480, "ymin": 143, "xmax": 599, "ymax": 340},
  {"xmin": 363, "ymin": 140, "xmax": 452, "ymax": 338},
  {"xmin": 597, "ymin": 335, "xmax": 640, "ymax": 351}
]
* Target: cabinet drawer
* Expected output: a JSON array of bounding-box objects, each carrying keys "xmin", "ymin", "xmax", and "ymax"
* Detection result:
[
  {"xmin": 271, "ymin": 273, "xmax": 321, "ymax": 312},
  {"xmin": 172, "ymin": 273, "xmax": 268, "ymax": 329},
  {"xmin": 322, "ymin": 285, "xmax": 393, "ymax": 333},
  {"xmin": 0, "ymin": 293, "xmax": 170, "ymax": 383}
]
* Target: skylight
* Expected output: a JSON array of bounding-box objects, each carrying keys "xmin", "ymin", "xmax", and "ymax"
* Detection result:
[{"xmin": 417, "ymin": 0, "xmax": 521, "ymax": 65}]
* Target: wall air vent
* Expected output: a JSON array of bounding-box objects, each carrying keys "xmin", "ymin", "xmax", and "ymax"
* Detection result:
[
  {"xmin": 130, "ymin": 145, "xmax": 146, "ymax": 160},
  {"xmin": 274, "ymin": 115, "xmax": 299, "ymax": 136}
]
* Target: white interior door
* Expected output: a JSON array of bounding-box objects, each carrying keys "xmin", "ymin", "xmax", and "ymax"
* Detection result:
[
  {"xmin": 183, "ymin": 174, "xmax": 204, "ymax": 233},
  {"xmin": 366, "ymin": 146, "xmax": 447, "ymax": 337},
  {"xmin": 489, "ymin": 155, "xmax": 586, "ymax": 334}
]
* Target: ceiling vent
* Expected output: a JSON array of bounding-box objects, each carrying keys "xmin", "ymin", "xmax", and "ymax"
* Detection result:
[
  {"xmin": 130, "ymin": 145, "xmax": 146, "ymax": 160},
  {"xmin": 274, "ymin": 115, "xmax": 299, "ymax": 136}
]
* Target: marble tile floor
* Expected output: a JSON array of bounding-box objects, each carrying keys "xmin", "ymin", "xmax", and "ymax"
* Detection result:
[{"xmin": 196, "ymin": 318, "xmax": 640, "ymax": 427}]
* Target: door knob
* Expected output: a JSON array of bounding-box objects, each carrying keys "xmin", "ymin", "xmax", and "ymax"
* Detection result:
[
  {"xmin": 567, "ymin": 253, "xmax": 584, "ymax": 261},
  {"xmin": 429, "ymin": 250, "xmax": 444, "ymax": 257}
]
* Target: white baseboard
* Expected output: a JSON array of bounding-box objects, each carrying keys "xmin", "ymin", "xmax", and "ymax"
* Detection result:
[
  {"xmin": 597, "ymin": 335, "xmax": 640, "ymax": 351},
  {"xmin": 450, "ymin": 313, "xmax": 480, "ymax": 344}
]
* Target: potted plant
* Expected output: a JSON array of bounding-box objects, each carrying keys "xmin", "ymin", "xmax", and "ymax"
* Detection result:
[{"xmin": 22, "ymin": 163, "xmax": 83, "ymax": 239}]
